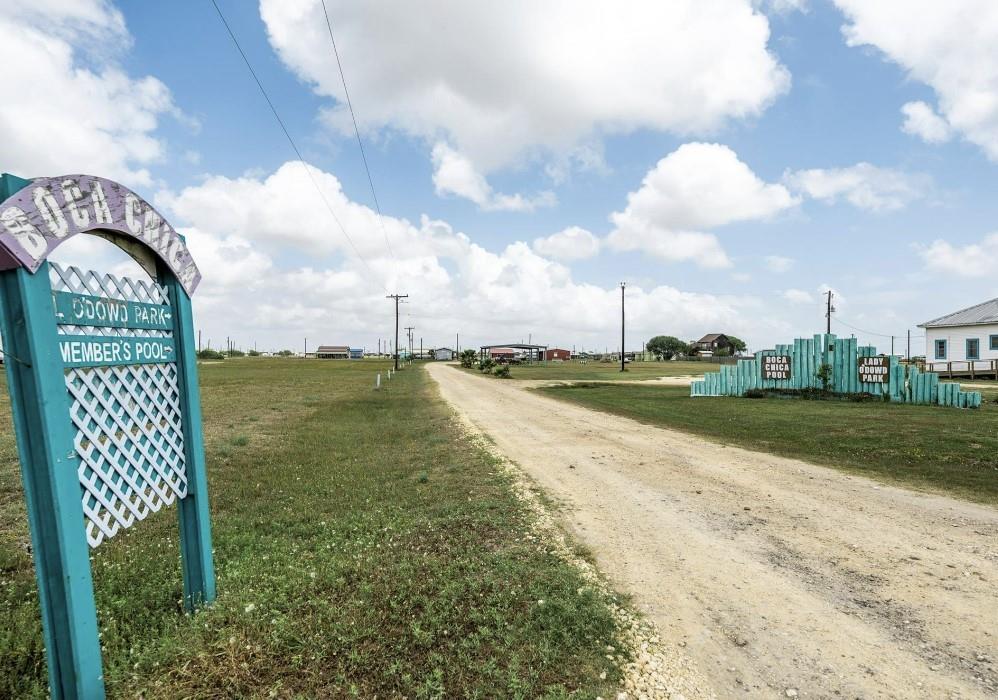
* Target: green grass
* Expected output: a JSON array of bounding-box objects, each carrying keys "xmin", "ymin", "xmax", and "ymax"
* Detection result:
[
  {"xmin": 466, "ymin": 360, "xmax": 707, "ymax": 382},
  {"xmin": 0, "ymin": 359, "xmax": 622, "ymax": 698},
  {"xmin": 537, "ymin": 383, "xmax": 998, "ymax": 504}
]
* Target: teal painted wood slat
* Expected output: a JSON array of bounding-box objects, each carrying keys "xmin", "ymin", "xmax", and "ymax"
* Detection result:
[
  {"xmin": 0, "ymin": 263, "xmax": 105, "ymax": 700},
  {"xmin": 159, "ymin": 265, "xmax": 216, "ymax": 612}
]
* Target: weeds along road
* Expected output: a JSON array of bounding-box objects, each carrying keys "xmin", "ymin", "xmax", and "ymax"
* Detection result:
[{"xmin": 426, "ymin": 363, "xmax": 998, "ymax": 699}]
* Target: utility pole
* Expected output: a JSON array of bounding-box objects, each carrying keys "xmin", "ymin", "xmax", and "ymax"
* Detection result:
[
  {"xmin": 304, "ymin": 337, "xmax": 307, "ymax": 359},
  {"xmin": 198, "ymin": 329, "xmax": 202, "ymax": 353},
  {"xmin": 405, "ymin": 326, "xmax": 414, "ymax": 365},
  {"xmin": 620, "ymin": 282, "xmax": 626, "ymax": 372},
  {"xmin": 456, "ymin": 333, "xmax": 459, "ymax": 354},
  {"xmin": 907, "ymin": 329, "xmax": 911, "ymax": 362},
  {"xmin": 825, "ymin": 290, "xmax": 835, "ymax": 334},
  {"xmin": 386, "ymin": 294, "xmax": 408, "ymax": 370},
  {"xmin": 891, "ymin": 335, "xmax": 895, "ymax": 356}
]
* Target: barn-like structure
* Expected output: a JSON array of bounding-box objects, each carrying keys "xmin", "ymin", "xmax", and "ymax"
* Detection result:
[{"xmin": 479, "ymin": 343, "xmax": 548, "ymax": 364}]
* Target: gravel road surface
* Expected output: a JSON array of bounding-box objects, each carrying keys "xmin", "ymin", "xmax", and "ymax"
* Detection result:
[{"xmin": 427, "ymin": 363, "xmax": 998, "ymax": 699}]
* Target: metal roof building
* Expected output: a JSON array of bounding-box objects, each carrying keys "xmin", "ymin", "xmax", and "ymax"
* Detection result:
[
  {"xmin": 918, "ymin": 297, "xmax": 998, "ymax": 376},
  {"xmin": 316, "ymin": 345, "xmax": 350, "ymax": 359},
  {"xmin": 479, "ymin": 343, "xmax": 548, "ymax": 363},
  {"xmin": 919, "ymin": 297, "xmax": 998, "ymax": 328}
]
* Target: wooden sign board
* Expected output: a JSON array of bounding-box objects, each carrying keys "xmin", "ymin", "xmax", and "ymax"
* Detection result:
[
  {"xmin": 58, "ymin": 335, "xmax": 176, "ymax": 368},
  {"xmin": 762, "ymin": 354, "xmax": 792, "ymax": 380},
  {"xmin": 54, "ymin": 291, "xmax": 172, "ymax": 330},
  {"xmin": 858, "ymin": 356, "xmax": 889, "ymax": 383},
  {"xmin": 0, "ymin": 172, "xmax": 214, "ymax": 700}
]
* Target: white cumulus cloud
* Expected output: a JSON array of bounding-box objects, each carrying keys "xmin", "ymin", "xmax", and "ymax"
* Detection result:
[
  {"xmin": 606, "ymin": 143, "xmax": 798, "ymax": 268},
  {"xmin": 260, "ymin": 0, "xmax": 790, "ymax": 202},
  {"xmin": 0, "ymin": 0, "xmax": 183, "ymax": 186},
  {"xmin": 900, "ymin": 101, "xmax": 953, "ymax": 144},
  {"xmin": 157, "ymin": 160, "xmax": 789, "ymax": 351},
  {"xmin": 532, "ymin": 227, "xmax": 600, "ymax": 261},
  {"xmin": 915, "ymin": 234, "xmax": 998, "ymax": 278},
  {"xmin": 834, "ymin": 0, "xmax": 998, "ymax": 159},
  {"xmin": 784, "ymin": 163, "xmax": 927, "ymax": 212},
  {"xmin": 431, "ymin": 143, "xmax": 555, "ymax": 212}
]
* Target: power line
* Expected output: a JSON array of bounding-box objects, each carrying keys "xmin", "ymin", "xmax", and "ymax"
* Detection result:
[
  {"xmin": 209, "ymin": 0, "xmax": 388, "ymax": 294},
  {"xmin": 833, "ymin": 316, "xmax": 924, "ymax": 340},
  {"xmin": 319, "ymin": 0, "xmax": 398, "ymax": 275}
]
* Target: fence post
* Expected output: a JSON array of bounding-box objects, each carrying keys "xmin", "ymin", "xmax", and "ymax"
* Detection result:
[
  {"xmin": 160, "ymin": 266, "xmax": 216, "ymax": 613},
  {"xmin": 0, "ymin": 264, "xmax": 105, "ymax": 699}
]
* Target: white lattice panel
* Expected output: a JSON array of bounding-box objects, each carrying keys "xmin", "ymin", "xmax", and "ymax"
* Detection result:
[{"xmin": 51, "ymin": 264, "xmax": 187, "ymax": 548}]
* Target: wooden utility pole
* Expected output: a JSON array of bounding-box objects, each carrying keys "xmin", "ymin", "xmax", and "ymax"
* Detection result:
[
  {"xmin": 386, "ymin": 294, "xmax": 408, "ymax": 370},
  {"xmin": 405, "ymin": 326, "xmax": 414, "ymax": 364},
  {"xmin": 907, "ymin": 329, "xmax": 911, "ymax": 361},
  {"xmin": 825, "ymin": 290, "xmax": 835, "ymax": 334},
  {"xmin": 620, "ymin": 282, "xmax": 626, "ymax": 372}
]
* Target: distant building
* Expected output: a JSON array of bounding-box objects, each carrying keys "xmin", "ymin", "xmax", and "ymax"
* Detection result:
[
  {"xmin": 694, "ymin": 333, "xmax": 733, "ymax": 355},
  {"xmin": 433, "ymin": 347, "xmax": 455, "ymax": 361},
  {"xmin": 349, "ymin": 348, "xmax": 364, "ymax": 359},
  {"xmin": 316, "ymin": 345, "xmax": 350, "ymax": 359},
  {"xmin": 545, "ymin": 348, "xmax": 571, "ymax": 361},
  {"xmin": 487, "ymin": 347, "xmax": 516, "ymax": 361},
  {"xmin": 920, "ymin": 298, "xmax": 998, "ymax": 367}
]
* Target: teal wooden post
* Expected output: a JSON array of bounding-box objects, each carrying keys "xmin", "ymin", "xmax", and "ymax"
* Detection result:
[
  {"xmin": 0, "ymin": 263, "xmax": 105, "ymax": 699},
  {"xmin": 159, "ymin": 263, "xmax": 216, "ymax": 611}
]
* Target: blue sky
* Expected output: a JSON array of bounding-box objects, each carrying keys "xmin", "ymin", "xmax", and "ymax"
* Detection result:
[{"xmin": 4, "ymin": 1, "xmax": 998, "ymax": 354}]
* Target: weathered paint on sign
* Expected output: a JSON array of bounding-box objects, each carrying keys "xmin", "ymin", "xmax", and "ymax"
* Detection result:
[
  {"xmin": 58, "ymin": 334, "xmax": 176, "ymax": 368},
  {"xmin": 857, "ymin": 356, "xmax": 889, "ymax": 383},
  {"xmin": 0, "ymin": 175, "xmax": 200, "ymax": 294},
  {"xmin": 53, "ymin": 291, "xmax": 172, "ymax": 330},
  {"xmin": 762, "ymin": 354, "xmax": 792, "ymax": 380}
]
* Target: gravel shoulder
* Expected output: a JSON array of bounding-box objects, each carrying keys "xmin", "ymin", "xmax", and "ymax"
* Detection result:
[{"xmin": 427, "ymin": 363, "xmax": 998, "ymax": 699}]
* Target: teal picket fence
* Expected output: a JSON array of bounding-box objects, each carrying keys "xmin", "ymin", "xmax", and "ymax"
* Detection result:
[{"xmin": 690, "ymin": 333, "xmax": 981, "ymax": 408}]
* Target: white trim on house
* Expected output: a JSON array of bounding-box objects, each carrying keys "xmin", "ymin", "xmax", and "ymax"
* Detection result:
[{"xmin": 919, "ymin": 299, "xmax": 998, "ymax": 368}]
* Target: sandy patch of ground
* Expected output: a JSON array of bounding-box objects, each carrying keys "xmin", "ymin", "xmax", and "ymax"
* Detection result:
[
  {"xmin": 517, "ymin": 375, "xmax": 699, "ymax": 389},
  {"xmin": 427, "ymin": 363, "xmax": 998, "ymax": 699}
]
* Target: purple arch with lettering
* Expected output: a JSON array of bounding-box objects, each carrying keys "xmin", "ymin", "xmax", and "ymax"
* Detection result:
[{"xmin": 0, "ymin": 174, "xmax": 201, "ymax": 295}]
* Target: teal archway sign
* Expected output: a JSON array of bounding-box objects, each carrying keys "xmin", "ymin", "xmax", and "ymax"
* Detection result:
[{"xmin": 0, "ymin": 173, "xmax": 215, "ymax": 699}]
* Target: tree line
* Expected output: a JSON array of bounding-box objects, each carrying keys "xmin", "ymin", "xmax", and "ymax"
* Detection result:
[{"xmin": 645, "ymin": 335, "xmax": 746, "ymax": 360}]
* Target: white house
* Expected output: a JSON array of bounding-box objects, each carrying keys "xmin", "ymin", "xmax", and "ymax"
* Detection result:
[
  {"xmin": 433, "ymin": 347, "xmax": 455, "ymax": 361},
  {"xmin": 919, "ymin": 297, "xmax": 998, "ymax": 370}
]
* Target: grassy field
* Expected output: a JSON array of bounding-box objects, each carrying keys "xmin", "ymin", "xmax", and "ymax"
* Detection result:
[
  {"xmin": 468, "ymin": 360, "xmax": 707, "ymax": 382},
  {"xmin": 537, "ymin": 383, "xmax": 998, "ymax": 504},
  {"xmin": 0, "ymin": 359, "xmax": 624, "ymax": 698}
]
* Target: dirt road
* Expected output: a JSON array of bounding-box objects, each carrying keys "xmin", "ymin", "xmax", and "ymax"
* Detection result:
[{"xmin": 427, "ymin": 364, "xmax": 998, "ymax": 699}]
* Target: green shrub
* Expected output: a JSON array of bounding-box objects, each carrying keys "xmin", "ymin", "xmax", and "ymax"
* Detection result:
[
  {"xmin": 196, "ymin": 349, "xmax": 225, "ymax": 360},
  {"xmin": 493, "ymin": 365, "xmax": 511, "ymax": 378},
  {"xmin": 247, "ymin": 349, "xmax": 261, "ymax": 357},
  {"xmin": 459, "ymin": 349, "xmax": 478, "ymax": 368},
  {"xmin": 815, "ymin": 363, "xmax": 833, "ymax": 391}
]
